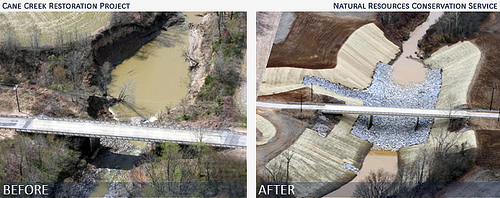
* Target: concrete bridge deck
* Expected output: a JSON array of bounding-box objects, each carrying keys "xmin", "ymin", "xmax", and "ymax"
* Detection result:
[
  {"xmin": 256, "ymin": 102, "xmax": 500, "ymax": 119},
  {"xmin": 0, "ymin": 116, "xmax": 246, "ymax": 148}
]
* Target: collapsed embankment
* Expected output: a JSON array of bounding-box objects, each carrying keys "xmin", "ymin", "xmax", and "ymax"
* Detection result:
[{"xmin": 92, "ymin": 12, "xmax": 181, "ymax": 66}]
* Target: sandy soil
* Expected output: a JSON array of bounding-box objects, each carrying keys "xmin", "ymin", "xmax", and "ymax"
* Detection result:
[
  {"xmin": 425, "ymin": 41, "xmax": 481, "ymax": 108},
  {"xmin": 0, "ymin": 129, "xmax": 16, "ymax": 140},
  {"xmin": 256, "ymin": 114, "xmax": 276, "ymax": 146},
  {"xmin": 267, "ymin": 13, "xmax": 371, "ymax": 69},
  {"xmin": 256, "ymin": 83, "xmax": 369, "ymax": 196}
]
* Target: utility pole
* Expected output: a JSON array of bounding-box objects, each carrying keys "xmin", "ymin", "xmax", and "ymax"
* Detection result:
[
  {"xmin": 415, "ymin": 117, "xmax": 419, "ymax": 131},
  {"xmin": 490, "ymin": 87, "xmax": 495, "ymax": 111},
  {"xmin": 310, "ymin": 83, "xmax": 313, "ymax": 102},
  {"xmin": 368, "ymin": 115, "xmax": 373, "ymax": 129},
  {"xmin": 300, "ymin": 94, "xmax": 303, "ymax": 113},
  {"xmin": 13, "ymin": 85, "xmax": 20, "ymax": 112}
]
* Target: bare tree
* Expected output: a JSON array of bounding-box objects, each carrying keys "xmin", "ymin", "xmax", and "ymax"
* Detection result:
[
  {"xmin": 30, "ymin": 25, "xmax": 41, "ymax": 50},
  {"xmin": 433, "ymin": 129, "xmax": 461, "ymax": 155},
  {"xmin": 98, "ymin": 62, "xmax": 112, "ymax": 94},
  {"xmin": 65, "ymin": 51, "xmax": 85, "ymax": 93},
  {"xmin": 263, "ymin": 148, "xmax": 294, "ymax": 183},
  {"xmin": 354, "ymin": 169, "xmax": 396, "ymax": 198},
  {"xmin": 282, "ymin": 148, "xmax": 294, "ymax": 183},
  {"xmin": 1, "ymin": 23, "xmax": 20, "ymax": 70}
]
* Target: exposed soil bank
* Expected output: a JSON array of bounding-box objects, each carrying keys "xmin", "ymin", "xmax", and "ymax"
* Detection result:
[
  {"xmin": 92, "ymin": 12, "xmax": 180, "ymax": 67},
  {"xmin": 109, "ymin": 13, "xmax": 202, "ymax": 119}
]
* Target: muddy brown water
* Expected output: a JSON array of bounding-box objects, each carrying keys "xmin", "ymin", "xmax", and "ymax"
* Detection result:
[
  {"xmin": 89, "ymin": 13, "xmax": 203, "ymax": 198},
  {"xmin": 326, "ymin": 151, "xmax": 398, "ymax": 197},
  {"xmin": 108, "ymin": 13, "xmax": 203, "ymax": 120},
  {"xmin": 392, "ymin": 12, "xmax": 443, "ymax": 84}
]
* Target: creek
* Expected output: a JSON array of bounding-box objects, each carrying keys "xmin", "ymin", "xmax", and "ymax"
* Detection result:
[
  {"xmin": 391, "ymin": 12, "xmax": 444, "ymax": 84},
  {"xmin": 108, "ymin": 13, "xmax": 203, "ymax": 120}
]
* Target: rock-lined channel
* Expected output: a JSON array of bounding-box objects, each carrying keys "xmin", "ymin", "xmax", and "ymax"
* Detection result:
[{"xmin": 304, "ymin": 63, "xmax": 442, "ymax": 150}]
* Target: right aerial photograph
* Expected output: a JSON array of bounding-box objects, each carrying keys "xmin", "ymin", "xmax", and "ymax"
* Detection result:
[{"xmin": 256, "ymin": 12, "xmax": 500, "ymax": 197}]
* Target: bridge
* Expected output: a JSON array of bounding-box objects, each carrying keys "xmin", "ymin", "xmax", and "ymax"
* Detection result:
[
  {"xmin": 256, "ymin": 102, "xmax": 500, "ymax": 119},
  {"xmin": 0, "ymin": 115, "xmax": 246, "ymax": 148}
]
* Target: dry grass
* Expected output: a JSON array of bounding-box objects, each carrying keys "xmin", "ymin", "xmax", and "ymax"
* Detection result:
[
  {"xmin": 0, "ymin": 12, "xmax": 110, "ymax": 46},
  {"xmin": 424, "ymin": 41, "xmax": 481, "ymax": 108}
]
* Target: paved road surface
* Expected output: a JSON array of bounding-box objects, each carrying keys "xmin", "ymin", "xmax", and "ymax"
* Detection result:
[
  {"xmin": 0, "ymin": 116, "xmax": 246, "ymax": 148},
  {"xmin": 257, "ymin": 102, "xmax": 500, "ymax": 119}
]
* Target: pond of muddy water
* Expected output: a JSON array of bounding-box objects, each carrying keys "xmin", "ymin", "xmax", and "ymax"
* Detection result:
[{"xmin": 109, "ymin": 13, "xmax": 203, "ymax": 120}]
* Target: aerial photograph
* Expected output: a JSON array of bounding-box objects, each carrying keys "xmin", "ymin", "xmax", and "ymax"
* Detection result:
[
  {"xmin": 257, "ymin": 12, "xmax": 500, "ymax": 197},
  {"xmin": 0, "ymin": 12, "xmax": 246, "ymax": 197}
]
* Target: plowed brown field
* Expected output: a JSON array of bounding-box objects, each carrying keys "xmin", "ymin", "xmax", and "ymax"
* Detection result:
[{"xmin": 267, "ymin": 13, "xmax": 371, "ymax": 69}]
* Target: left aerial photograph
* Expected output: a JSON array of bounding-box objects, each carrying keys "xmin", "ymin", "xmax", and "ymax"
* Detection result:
[{"xmin": 0, "ymin": 12, "xmax": 246, "ymax": 197}]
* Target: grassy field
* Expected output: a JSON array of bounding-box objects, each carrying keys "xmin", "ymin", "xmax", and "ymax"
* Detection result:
[{"xmin": 0, "ymin": 12, "xmax": 111, "ymax": 46}]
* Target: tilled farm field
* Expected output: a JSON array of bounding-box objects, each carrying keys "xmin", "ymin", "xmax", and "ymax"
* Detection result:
[{"xmin": 0, "ymin": 12, "xmax": 110, "ymax": 46}]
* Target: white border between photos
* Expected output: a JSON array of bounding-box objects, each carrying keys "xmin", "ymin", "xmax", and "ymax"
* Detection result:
[{"xmin": 2, "ymin": 0, "xmax": 499, "ymax": 197}]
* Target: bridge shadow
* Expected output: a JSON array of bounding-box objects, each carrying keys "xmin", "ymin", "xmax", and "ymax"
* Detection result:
[{"xmin": 90, "ymin": 149, "xmax": 141, "ymax": 170}]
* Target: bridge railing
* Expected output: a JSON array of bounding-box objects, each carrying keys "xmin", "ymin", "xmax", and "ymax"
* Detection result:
[
  {"xmin": 15, "ymin": 128, "xmax": 239, "ymax": 148},
  {"xmin": 34, "ymin": 115, "xmax": 246, "ymax": 136}
]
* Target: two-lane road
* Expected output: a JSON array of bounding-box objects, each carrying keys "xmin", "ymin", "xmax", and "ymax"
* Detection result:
[
  {"xmin": 256, "ymin": 102, "xmax": 500, "ymax": 119},
  {"xmin": 0, "ymin": 116, "xmax": 246, "ymax": 148}
]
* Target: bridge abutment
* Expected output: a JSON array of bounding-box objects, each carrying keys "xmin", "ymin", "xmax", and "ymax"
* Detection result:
[{"xmin": 89, "ymin": 137, "xmax": 101, "ymax": 153}]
